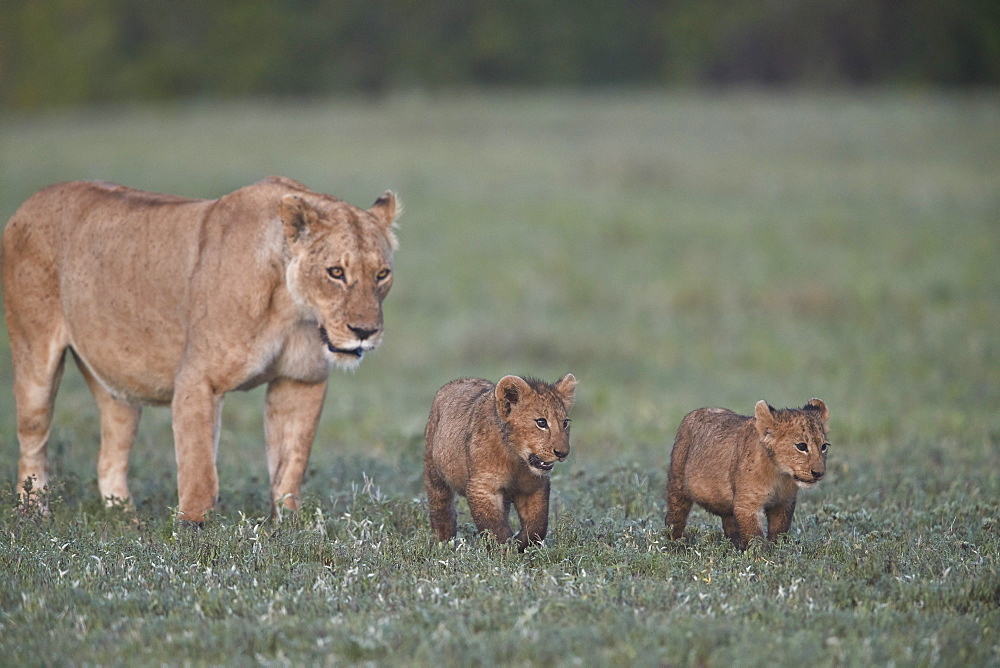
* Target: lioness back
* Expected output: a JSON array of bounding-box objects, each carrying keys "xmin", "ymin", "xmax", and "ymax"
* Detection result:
[{"xmin": 3, "ymin": 177, "xmax": 400, "ymax": 522}]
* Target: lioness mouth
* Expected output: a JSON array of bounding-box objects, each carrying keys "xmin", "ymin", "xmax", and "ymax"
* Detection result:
[
  {"xmin": 528, "ymin": 454, "xmax": 555, "ymax": 472},
  {"xmin": 318, "ymin": 326, "xmax": 363, "ymax": 358}
]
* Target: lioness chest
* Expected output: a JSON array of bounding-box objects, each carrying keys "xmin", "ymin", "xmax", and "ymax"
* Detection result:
[{"xmin": 235, "ymin": 323, "xmax": 334, "ymax": 390}]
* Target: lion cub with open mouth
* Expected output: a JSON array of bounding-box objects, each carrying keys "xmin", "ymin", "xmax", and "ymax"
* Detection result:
[
  {"xmin": 424, "ymin": 374, "xmax": 576, "ymax": 551},
  {"xmin": 665, "ymin": 399, "xmax": 830, "ymax": 550}
]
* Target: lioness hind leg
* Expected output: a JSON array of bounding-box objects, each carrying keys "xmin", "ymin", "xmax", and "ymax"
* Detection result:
[
  {"xmin": 74, "ymin": 352, "xmax": 140, "ymax": 505},
  {"xmin": 4, "ymin": 211, "xmax": 68, "ymax": 506},
  {"xmin": 9, "ymin": 333, "xmax": 68, "ymax": 505}
]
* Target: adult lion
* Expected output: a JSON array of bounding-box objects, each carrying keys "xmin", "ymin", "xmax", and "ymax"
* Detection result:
[{"xmin": 1, "ymin": 177, "xmax": 400, "ymax": 523}]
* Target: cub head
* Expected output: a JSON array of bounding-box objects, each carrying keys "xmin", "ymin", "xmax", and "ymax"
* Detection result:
[
  {"xmin": 495, "ymin": 374, "xmax": 577, "ymax": 475},
  {"xmin": 754, "ymin": 398, "xmax": 830, "ymax": 489},
  {"xmin": 280, "ymin": 191, "xmax": 400, "ymax": 369}
]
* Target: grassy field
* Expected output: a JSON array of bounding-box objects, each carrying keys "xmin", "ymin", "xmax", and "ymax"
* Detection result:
[{"xmin": 0, "ymin": 90, "xmax": 998, "ymax": 666}]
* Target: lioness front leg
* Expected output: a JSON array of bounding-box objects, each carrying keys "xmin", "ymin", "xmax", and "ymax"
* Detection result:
[
  {"xmin": 512, "ymin": 483, "xmax": 550, "ymax": 551},
  {"xmin": 264, "ymin": 378, "xmax": 327, "ymax": 517},
  {"xmin": 466, "ymin": 478, "xmax": 514, "ymax": 545},
  {"xmin": 171, "ymin": 379, "xmax": 224, "ymax": 524}
]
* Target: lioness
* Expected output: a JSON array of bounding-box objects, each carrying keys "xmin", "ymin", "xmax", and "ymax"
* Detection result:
[
  {"xmin": 2, "ymin": 177, "xmax": 399, "ymax": 522},
  {"xmin": 424, "ymin": 374, "xmax": 576, "ymax": 551},
  {"xmin": 665, "ymin": 399, "xmax": 830, "ymax": 550}
]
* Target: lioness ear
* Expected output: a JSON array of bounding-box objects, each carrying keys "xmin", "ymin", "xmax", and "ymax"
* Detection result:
[
  {"xmin": 804, "ymin": 398, "xmax": 829, "ymax": 424},
  {"xmin": 280, "ymin": 194, "xmax": 319, "ymax": 242},
  {"xmin": 754, "ymin": 400, "xmax": 776, "ymax": 437},
  {"xmin": 554, "ymin": 373, "xmax": 577, "ymax": 411},
  {"xmin": 495, "ymin": 375, "xmax": 530, "ymax": 418},
  {"xmin": 369, "ymin": 190, "xmax": 400, "ymax": 228}
]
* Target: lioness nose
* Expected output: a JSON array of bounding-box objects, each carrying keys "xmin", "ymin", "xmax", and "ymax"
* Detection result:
[{"xmin": 349, "ymin": 325, "xmax": 379, "ymax": 340}]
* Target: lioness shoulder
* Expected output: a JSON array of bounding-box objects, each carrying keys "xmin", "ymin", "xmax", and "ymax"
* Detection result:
[{"xmin": 424, "ymin": 373, "xmax": 577, "ymax": 551}]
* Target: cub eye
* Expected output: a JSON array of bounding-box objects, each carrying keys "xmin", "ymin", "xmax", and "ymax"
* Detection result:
[
  {"xmin": 562, "ymin": 419, "xmax": 571, "ymax": 430},
  {"xmin": 535, "ymin": 418, "xmax": 549, "ymax": 430},
  {"xmin": 376, "ymin": 268, "xmax": 391, "ymax": 281},
  {"xmin": 327, "ymin": 266, "xmax": 345, "ymax": 281},
  {"xmin": 794, "ymin": 442, "xmax": 809, "ymax": 453},
  {"xmin": 821, "ymin": 443, "xmax": 830, "ymax": 453}
]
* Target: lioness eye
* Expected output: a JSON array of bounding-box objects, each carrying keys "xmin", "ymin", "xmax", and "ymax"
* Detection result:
[
  {"xmin": 535, "ymin": 418, "xmax": 548, "ymax": 430},
  {"xmin": 821, "ymin": 443, "xmax": 829, "ymax": 453},
  {"xmin": 327, "ymin": 266, "xmax": 345, "ymax": 281},
  {"xmin": 376, "ymin": 268, "xmax": 391, "ymax": 281},
  {"xmin": 795, "ymin": 442, "xmax": 809, "ymax": 453}
]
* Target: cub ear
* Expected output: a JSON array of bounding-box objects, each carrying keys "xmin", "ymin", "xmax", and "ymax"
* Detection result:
[
  {"xmin": 754, "ymin": 400, "xmax": 776, "ymax": 437},
  {"xmin": 495, "ymin": 375, "xmax": 530, "ymax": 418},
  {"xmin": 280, "ymin": 194, "xmax": 319, "ymax": 242},
  {"xmin": 804, "ymin": 398, "xmax": 830, "ymax": 424},
  {"xmin": 554, "ymin": 373, "xmax": 577, "ymax": 411},
  {"xmin": 369, "ymin": 190, "xmax": 401, "ymax": 228}
]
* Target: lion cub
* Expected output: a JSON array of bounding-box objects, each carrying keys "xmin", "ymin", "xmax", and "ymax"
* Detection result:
[
  {"xmin": 424, "ymin": 374, "xmax": 576, "ymax": 551},
  {"xmin": 665, "ymin": 399, "xmax": 830, "ymax": 550}
]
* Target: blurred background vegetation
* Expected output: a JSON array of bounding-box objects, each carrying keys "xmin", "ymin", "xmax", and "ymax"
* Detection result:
[{"xmin": 3, "ymin": 0, "xmax": 999, "ymax": 109}]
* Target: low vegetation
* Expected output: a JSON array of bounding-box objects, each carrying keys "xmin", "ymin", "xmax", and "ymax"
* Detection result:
[{"xmin": 1, "ymin": 90, "xmax": 997, "ymax": 665}]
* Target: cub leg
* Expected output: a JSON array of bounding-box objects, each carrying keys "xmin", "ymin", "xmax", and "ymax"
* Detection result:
[
  {"xmin": 512, "ymin": 482, "xmax": 551, "ymax": 551},
  {"xmin": 74, "ymin": 353, "xmax": 141, "ymax": 505},
  {"xmin": 264, "ymin": 378, "xmax": 327, "ymax": 517},
  {"xmin": 466, "ymin": 476, "xmax": 514, "ymax": 545},
  {"xmin": 721, "ymin": 515, "xmax": 740, "ymax": 542},
  {"xmin": 424, "ymin": 462, "xmax": 457, "ymax": 541},
  {"xmin": 170, "ymin": 376, "xmax": 223, "ymax": 524},
  {"xmin": 766, "ymin": 499, "xmax": 796, "ymax": 541},
  {"xmin": 733, "ymin": 502, "xmax": 766, "ymax": 550},
  {"xmin": 664, "ymin": 482, "xmax": 693, "ymax": 540}
]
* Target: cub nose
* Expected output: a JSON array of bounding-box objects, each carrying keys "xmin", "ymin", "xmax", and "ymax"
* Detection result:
[
  {"xmin": 554, "ymin": 447, "xmax": 569, "ymax": 460},
  {"xmin": 349, "ymin": 325, "xmax": 379, "ymax": 340},
  {"xmin": 811, "ymin": 470, "xmax": 825, "ymax": 480}
]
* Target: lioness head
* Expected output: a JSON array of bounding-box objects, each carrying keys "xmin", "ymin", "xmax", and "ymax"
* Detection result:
[
  {"xmin": 280, "ymin": 191, "xmax": 399, "ymax": 369},
  {"xmin": 495, "ymin": 374, "xmax": 577, "ymax": 475},
  {"xmin": 755, "ymin": 398, "xmax": 830, "ymax": 488}
]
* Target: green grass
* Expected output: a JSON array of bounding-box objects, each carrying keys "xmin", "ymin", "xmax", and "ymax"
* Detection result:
[{"xmin": 0, "ymin": 90, "xmax": 998, "ymax": 666}]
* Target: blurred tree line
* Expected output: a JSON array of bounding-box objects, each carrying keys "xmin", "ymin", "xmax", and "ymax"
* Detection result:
[{"xmin": 2, "ymin": 0, "xmax": 998, "ymax": 109}]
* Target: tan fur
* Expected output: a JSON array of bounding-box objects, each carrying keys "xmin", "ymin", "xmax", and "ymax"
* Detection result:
[
  {"xmin": 665, "ymin": 399, "xmax": 830, "ymax": 549},
  {"xmin": 2, "ymin": 177, "xmax": 400, "ymax": 522},
  {"xmin": 424, "ymin": 374, "xmax": 577, "ymax": 551}
]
